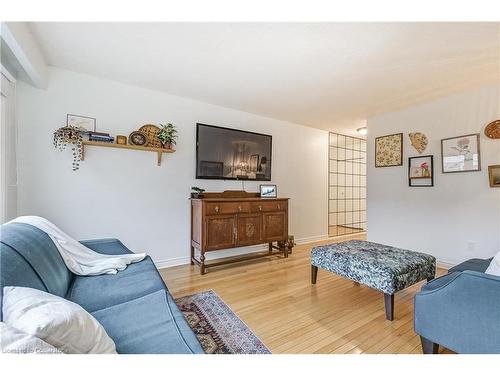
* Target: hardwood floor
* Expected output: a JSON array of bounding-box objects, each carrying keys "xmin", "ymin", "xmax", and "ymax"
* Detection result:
[{"xmin": 160, "ymin": 233, "xmax": 450, "ymax": 354}]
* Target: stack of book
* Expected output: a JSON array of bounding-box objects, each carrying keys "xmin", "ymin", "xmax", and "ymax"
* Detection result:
[{"xmin": 88, "ymin": 131, "xmax": 114, "ymax": 142}]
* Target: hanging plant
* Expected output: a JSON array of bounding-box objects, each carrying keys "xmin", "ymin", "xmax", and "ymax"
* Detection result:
[
  {"xmin": 53, "ymin": 125, "xmax": 84, "ymax": 171},
  {"xmin": 156, "ymin": 123, "xmax": 178, "ymax": 149}
]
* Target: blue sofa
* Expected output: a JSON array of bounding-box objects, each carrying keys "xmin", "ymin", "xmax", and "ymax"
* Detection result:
[
  {"xmin": 414, "ymin": 257, "xmax": 500, "ymax": 354},
  {"xmin": 0, "ymin": 222, "xmax": 204, "ymax": 354}
]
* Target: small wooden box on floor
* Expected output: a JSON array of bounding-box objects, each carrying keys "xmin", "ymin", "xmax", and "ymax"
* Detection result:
[{"xmin": 191, "ymin": 191, "xmax": 290, "ymax": 274}]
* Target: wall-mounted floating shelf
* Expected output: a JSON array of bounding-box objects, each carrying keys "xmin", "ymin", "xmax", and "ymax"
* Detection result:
[{"xmin": 81, "ymin": 140, "xmax": 175, "ymax": 166}]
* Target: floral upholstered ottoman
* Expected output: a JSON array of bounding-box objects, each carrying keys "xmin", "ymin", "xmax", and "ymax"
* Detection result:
[{"xmin": 310, "ymin": 240, "xmax": 436, "ymax": 320}]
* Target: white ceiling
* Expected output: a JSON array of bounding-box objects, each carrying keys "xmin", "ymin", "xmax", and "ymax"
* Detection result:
[{"xmin": 28, "ymin": 22, "xmax": 499, "ymax": 134}]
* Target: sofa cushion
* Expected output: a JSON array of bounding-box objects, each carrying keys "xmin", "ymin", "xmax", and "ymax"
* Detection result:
[
  {"xmin": 448, "ymin": 258, "xmax": 493, "ymax": 274},
  {"xmin": 79, "ymin": 238, "xmax": 133, "ymax": 255},
  {"xmin": 0, "ymin": 243, "xmax": 48, "ymax": 320},
  {"xmin": 66, "ymin": 256, "xmax": 165, "ymax": 312},
  {"xmin": 91, "ymin": 290, "xmax": 204, "ymax": 354},
  {"xmin": 0, "ymin": 322, "xmax": 62, "ymax": 354},
  {"xmin": 0, "ymin": 223, "xmax": 73, "ymax": 298},
  {"xmin": 3, "ymin": 286, "xmax": 116, "ymax": 354}
]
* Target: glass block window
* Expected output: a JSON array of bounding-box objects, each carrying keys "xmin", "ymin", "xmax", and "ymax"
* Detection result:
[{"xmin": 328, "ymin": 133, "xmax": 367, "ymax": 236}]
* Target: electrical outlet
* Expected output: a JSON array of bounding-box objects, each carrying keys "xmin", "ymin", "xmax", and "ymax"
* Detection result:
[{"xmin": 466, "ymin": 242, "xmax": 476, "ymax": 252}]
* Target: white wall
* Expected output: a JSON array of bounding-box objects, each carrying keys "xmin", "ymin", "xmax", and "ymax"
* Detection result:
[
  {"xmin": 1, "ymin": 69, "xmax": 18, "ymax": 223},
  {"xmin": 16, "ymin": 67, "xmax": 328, "ymax": 267},
  {"xmin": 367, "ymin": 86, "xmax": 500, "ymax": 267}
]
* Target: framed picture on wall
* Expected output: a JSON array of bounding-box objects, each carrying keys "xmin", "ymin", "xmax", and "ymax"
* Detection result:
[
  {"xmin": 441, "ymin": 134, "xmax": 481, "ymax": 173},
  {"xmin": 67, "ymin": 114, "xmax": 96, "ymax": 132},
  {"xmin": 375, "ymin": 133, "xmax": 403, "ymax": 167},
  {"xmin": 488, "ymin": 165, "xmax": 500, "ymax": 188},
  {"xmin": 408, "ymin": 155, "xmax": 434, "ymax": 187}
]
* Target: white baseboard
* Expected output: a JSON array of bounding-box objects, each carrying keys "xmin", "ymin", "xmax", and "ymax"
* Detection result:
[
  {"xmin": 155, "ymin": 256, "xmax": 191, "ymax": 269},
  {"xmin": 436, "ymin": 259, "xmax": 457, "ymax": 270},
  {"xmin": 294, "ymin": 234, "xmax": 329, "ymax": 245},
  {"xmin": 155, "ymin": 233, "xmax": 333, "ymax": 270},
  {"xmin": 155, "ymin": 233, "xmax": 457, "ymax": 273}
]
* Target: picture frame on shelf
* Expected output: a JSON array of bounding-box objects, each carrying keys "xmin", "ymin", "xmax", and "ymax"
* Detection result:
[
  {"xmin": 408, "ymin": 155, "xmax": 434, "ymax": 187},
  {"xmin": 375, "ymin": 133, "xmax": 403, "ymax": 167},
  {"xmin": 67, "ymin": 114, "xmax": 96, "ymax": 132},
  {"xmin": 441, "ymin": 133, "xmax": 481, "ymax": 173},
  {"xmin": 488, "ymin": 165, "xmax": 500, "ymax": 188},
  {"xmin": 260, "ymin": 184, "xmax": 277, "ymax": 198}
]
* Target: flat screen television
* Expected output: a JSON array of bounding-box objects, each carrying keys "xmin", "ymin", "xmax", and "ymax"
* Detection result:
[{"xmin": 196, "ymin": 123, "xmax": 272, "ymax": 181}]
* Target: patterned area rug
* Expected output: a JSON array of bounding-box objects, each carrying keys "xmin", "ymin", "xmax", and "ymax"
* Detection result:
[{"xmin": 175, "ymin": 290, "xmax": 271, "ymax": 354}]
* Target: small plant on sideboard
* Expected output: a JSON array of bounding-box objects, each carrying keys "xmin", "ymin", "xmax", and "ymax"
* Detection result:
[{"xmin": 191, "ymin": 186, "xmax": 206, "ymax": 198}]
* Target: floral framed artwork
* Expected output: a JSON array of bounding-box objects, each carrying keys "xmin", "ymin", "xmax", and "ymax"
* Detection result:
[
  {"xmin": 408, "ymin": 155, "xmax": 434, "ymax": 187},
  {"xmin": 441, "ymin": 134, "xmax": 481, "ymax": 173},
  {"xmin": 375, "ymin": 133, "xmax": 403, "ymax": 167}
]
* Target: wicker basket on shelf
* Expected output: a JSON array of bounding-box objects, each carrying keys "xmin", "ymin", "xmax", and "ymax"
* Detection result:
[{"xmin": 139, "ymin": 124, "xmax": 162, "ymax": 148}]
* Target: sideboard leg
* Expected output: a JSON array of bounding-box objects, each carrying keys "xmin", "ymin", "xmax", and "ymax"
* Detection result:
[
  {"xmin": 200, "ymin": 252, "xmax": 206, "ymax": 275},
  {"xmin": 311, "ymin": 265, "xmax": 318, "ymax": 284},
  {"xmin": 268, "ymin": 242, "xmax": 273, "ymax": 254},
  {"xmin": 384, "ymin": 293, "xmax": 394, "ymax": 321},
  {"xmin": 284, "ymin": 244, "xmax": 289, "ymax": 258},
  {"xmin": 190, "ymin": 246, "xmax": 195, "ymax": 265}
]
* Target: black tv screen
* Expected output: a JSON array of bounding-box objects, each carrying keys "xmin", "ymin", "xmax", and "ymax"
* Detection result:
[{"xmin": 196, "ymin": 123, "xmax": 272, "ymax": 181}]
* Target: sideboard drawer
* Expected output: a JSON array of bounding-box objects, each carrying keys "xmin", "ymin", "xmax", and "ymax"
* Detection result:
[
  {"xmin": 251, "ymin": 201, "xmax": 287, "ymax": 213},
  {"xmin": 205, "ymin": 202, "xmax": 251, "ymax": 215}
]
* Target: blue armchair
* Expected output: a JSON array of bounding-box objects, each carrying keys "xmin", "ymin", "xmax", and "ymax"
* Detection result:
[{"xmin": 414, "ymin": 258, "xmax": 500, "ymax": 354}]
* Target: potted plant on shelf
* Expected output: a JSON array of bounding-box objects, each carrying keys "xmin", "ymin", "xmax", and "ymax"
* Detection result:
[
  {"xmin": 156, "ymin": 123, "xmax": 178, "ymax": 150},
  {"xmin": 191, "ymin": 186, "xmax": 206, "ymax": 198},
  {"xmin": 53, "ymin": 125, "xmax": 85, "ymax": 171}
]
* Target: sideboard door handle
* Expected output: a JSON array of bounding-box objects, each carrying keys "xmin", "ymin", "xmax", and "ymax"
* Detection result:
[
  {"xmin": 238, "ymin": 206, "xmax": 242, "ymax": 212},
  {"xmin": 215, "ymin": 206, "xmax": 219, "ymax": 213},
  {"xmin": 259, "ymin": 205, "xmax": 262, "ymax": 211},
  {"xmin": 277, "ymin": 204, "xmax": 281, "ymax": 210}
]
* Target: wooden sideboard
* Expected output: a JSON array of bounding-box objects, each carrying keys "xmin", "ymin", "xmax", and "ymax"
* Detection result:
[{"xmin": 191, "ymin": 191, "xmax": 290, "ymax": 274}]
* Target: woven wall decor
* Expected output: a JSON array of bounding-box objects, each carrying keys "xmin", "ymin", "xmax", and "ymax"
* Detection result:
[
  {"xmin": 139, "ymin": 124, "xmax": 162, "ymax": 148},
  {"xmin": 485, "ymin": 120, "xmax": 500, "ymax": 139}
]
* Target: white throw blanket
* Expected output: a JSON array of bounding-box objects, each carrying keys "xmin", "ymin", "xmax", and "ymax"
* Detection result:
[{"xmin": 7, "ymin": 216, "xmax": 146, "ymax": 276}]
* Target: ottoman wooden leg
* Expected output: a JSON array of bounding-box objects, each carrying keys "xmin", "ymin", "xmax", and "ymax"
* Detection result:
[
  {"xmin": 311, "ymin": 265, "xmax": 318, "ymax": 284},
  {"xmin": 384, "ymin": 293, "xmax": 394, "ymax": 321}
]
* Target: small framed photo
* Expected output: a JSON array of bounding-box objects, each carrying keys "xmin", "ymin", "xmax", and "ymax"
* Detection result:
[
  {"xmin": 488, "ymin": 165, "xmax": 500, "ymax": 188},
  {"xmin": 441, "ymin": 134, "xmax": 481, "ymax": 173},
  {"xmin": 67, "ymin": 114, "xmax": 96, "ymax": 132},
  {"xmin": 260, "ymin": 184, "xmax": 277, "ymax": 198},
  {"xmin": 375, "ymin": 133, "xmax": 403, "ymax": 167},
  {"xmin": 408, "ymin": 155, "xmax": 433, "ymax": 187}
]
